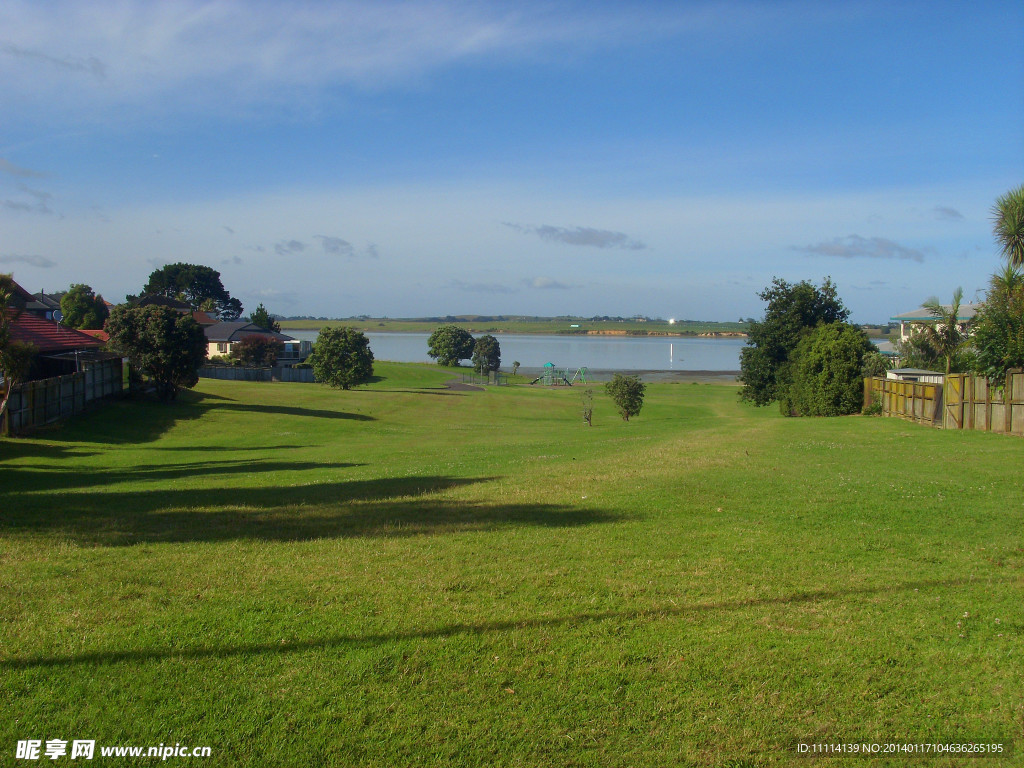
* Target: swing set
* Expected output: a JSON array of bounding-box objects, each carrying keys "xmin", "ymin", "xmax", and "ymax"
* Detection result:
[{"xmin": 529, "ymin": 362, "xmax": 588, "ymax": 386}]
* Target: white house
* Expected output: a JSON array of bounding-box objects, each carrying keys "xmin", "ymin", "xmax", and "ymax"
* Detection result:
[{"xmin": 889, "ymin": 303, "xmax": 980, "ymax": 342}]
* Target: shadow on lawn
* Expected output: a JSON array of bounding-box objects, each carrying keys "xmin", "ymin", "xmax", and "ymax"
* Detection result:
[
  {"xmin": 32, "ymin": 389, "xmax": 375, "ymax": 445},
  {"xmin": 2, "ymin": 458, "xmax": 365, "ymax": 493},
  {"xmin": 1, "ymin": 472, "xmax": 618, "ymax": 546},
  {"xmin": 5, "ymin": 575, "xmax": 1015, "ymax": 671}
]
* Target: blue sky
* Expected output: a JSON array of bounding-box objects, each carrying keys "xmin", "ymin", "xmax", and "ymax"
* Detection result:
[{"xmin": 1, "ymin": 1, "xmax": 1022, "ymax": 323}]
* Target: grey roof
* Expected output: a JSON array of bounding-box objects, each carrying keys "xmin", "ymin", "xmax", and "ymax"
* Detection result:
[
  {"xmin": 203, "ymin": 322, "xmax": 296, "ymax": 343},
  {"xmin": 890, "ymin": 303, "xmax": 980, "ymax": 323}
]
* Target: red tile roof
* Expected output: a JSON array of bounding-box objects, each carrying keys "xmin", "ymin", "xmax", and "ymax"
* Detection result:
[
  {"xmin": 4, "ymin": 309, "xmax": 105, "ymax": 354},
  {"xmin": 79, "ymin": 329, "xmax": 110, "ymax": 342}
]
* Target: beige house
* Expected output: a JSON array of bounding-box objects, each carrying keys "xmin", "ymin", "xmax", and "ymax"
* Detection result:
[{"xmin": 203, "ymin": 322, "xmax": 310, "ymax": 365}]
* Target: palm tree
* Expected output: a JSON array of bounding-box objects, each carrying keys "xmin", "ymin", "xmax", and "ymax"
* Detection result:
[
  {"xmin": 993, "ymin": 185, "xmax": 1024, "ymax": 268},
  {"xmin": 912, "ymin": 287, "xmax": 967, "ymax": 376}
]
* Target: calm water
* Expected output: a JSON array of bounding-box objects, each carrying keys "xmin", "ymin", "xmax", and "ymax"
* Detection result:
[{"xmin": 291, "ymin": 331, "xmax": 745, "ymax": 372}]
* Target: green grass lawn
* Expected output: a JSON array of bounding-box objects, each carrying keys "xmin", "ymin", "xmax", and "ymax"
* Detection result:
[{"xmin": 1, "ymin": 363, "xmax": 1021, "ymax": 766}]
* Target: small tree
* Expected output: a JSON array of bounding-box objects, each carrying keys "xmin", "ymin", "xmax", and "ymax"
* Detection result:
[
  {"xmin": 605, "ymin": 373, "xmax": 645, "ymax": 421},
  {"xmin": 581, "ymin": 388, "xmax": 594, "ymax": 426},
  {"xmin": 230, "ymin": 335, "xmax": 284, "ymax": 367},
  {"xmin": 972, "ymin": 264, "xmax": 1024, "ymax": 383},
  {"xmin": 427, "ymin": 325, "xmax": 475, "ymax": 366},
  {"xmin": 311, "ymin": 327, "xmax": 374, "ymax": 390},
  {"xmin": 60, "ymin": 283, "xmax": 109, "ymax": 329},
  {"xmin": 106, "ymin": 305, "xmax": 207, "ymax": 401},
  {"xmin": 249, "ymin": 303, "xmax": 281, "ymax": 333},
  {"xmin": 472, "ymin": 334, "xmax": 501, "ymax": 374},
  {"xmin": 511, "ymin": 360, "xmax": 521, "ymax": 376},
  {"xmin": 782, "ymin": 322, "xmax": 875, "ymax": 416}
]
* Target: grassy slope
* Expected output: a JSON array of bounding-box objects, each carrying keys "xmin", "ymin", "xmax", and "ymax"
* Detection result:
[{"xmin": 1, "ymin": 363, "xmax": 1021, "ymax": 766}]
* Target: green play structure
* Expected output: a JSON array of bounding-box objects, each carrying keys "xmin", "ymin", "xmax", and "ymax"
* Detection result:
[{"xmin": 529, "ymin": 363, "xmax": 588, "ymax": 386}]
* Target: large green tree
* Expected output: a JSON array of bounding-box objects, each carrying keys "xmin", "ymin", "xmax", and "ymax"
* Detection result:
[
  {"xmin": 971, "ymin": 265, "xmax": 1024, "ymax": 383},
  {"xmin": 60, "ymin": 283, "xmax": 109, "ymax": 330},
  {"xmin": 471, "ymin": 334, "xmax": 501, "ymax": 374},
  {"xmin": 106, "ymin": 305, "xmax": 207, "ymax": 401},
  {"xmin": 739, "ymin": 277, "xmax": 849, "ymax": 406},
  {"xmin": 142, "ymin": 263, "xmax": 243, "ymax": 320},
  {"xmin": 993, "ymin": 184, "xmax": 1024, "ymax": 268},
  {"xmin": 310, "ymin": 327, "xmax": 374, "ymax": 390},
  {"xmin": 782, "ymin": 322, "xmax": 875, "ymax": 416},
  {"xmin": 427, "ymin": 325, "xmax": 475, "ymax": 367},
  {"xmin": 249, "ymin": 303, "xmax": 281, "ymax": 333}
]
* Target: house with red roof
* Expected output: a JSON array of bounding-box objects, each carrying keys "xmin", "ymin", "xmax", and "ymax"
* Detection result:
[{"xmin": 3, "ymin": 279, "xmax": 114, "ymax": 381}]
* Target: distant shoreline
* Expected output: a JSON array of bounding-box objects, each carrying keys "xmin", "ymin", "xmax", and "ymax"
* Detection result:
[
  {"xmin": 282, "ymin": 324, "xmax": 749, "ymax": 339},
  {"xmin": 278, "ymin": 317, "xmax": 751, "ymax": 338},
  {"xmin": 515, "ymin": 367, "xmax": 740, "ymax": 383}
]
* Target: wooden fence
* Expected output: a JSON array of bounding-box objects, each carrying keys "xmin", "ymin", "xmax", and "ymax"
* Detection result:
[
  {"xmin": 198, "ymin": 365, "xmax": 316, "ymax": 383},
  {"xmin": 2, "ymin": 357, "xmax": 123, "ymax": 435},
  {"xmin": 942, "ymin": 371, "xmax": 1024, "ymax": 435},
  {"xmin": 865, "ymin": 370, "xmax": 1024, "ymax": 436}
]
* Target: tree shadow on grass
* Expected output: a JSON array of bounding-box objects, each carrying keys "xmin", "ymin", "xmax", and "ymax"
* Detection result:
[
  {"xmin": 1, "ymin": 473, "xmax": 619, "ymax": 546},
  {"xmin": 2, "ymin": 458, "xmax": 365, "ymax": 494},
  {"xmin": 0, "ymin": 440, "xmax": 101, "ymax": 462},
  {"xmin": 4, "ymin": 575, "xmax": 1014, "ymax": 671},
  {"xmin": 26, "ymin": 389, "xmax": 374, "ymax": 446}
]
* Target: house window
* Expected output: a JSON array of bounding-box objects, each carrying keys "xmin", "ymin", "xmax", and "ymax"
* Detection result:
[{"xmin": 217, "ymin": 343, "xmax": 229, "ymax": 353}]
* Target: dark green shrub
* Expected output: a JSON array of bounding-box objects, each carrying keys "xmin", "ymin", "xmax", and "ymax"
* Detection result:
[{"xmin": 784, "ymin": 323, "xmax": 874, "ymax": 416}]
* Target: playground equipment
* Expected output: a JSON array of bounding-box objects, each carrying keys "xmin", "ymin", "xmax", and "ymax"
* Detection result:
[
  {"xmin": 570, "ymin": 366, "xmax": 588, "ymax": 384},
  {"xmin": 529, "ymin": 363, "xmax": 587, "ymax": 386}
]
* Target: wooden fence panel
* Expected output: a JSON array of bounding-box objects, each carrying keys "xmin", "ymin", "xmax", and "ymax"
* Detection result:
[
  {"xmin": 944, "ymin": 374, "xmax": 965, "ymax": 429},
  {"xmin": 1, "ymin": 358, "xmax": 123, "ymax": 435},
  {"xmin": 868, "ymin": 369, "xmax": 1024, "ymax": 437},
  {"xmin": 1009, "ymin": 371, "xmax": 1024, "ymax": 437}
]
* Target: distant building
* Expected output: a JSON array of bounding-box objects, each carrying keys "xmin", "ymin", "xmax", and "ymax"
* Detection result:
[
  {"xmin": 3, "ymin": 279, "xmax": 109, "ymax": 381},
  {"xmin": 203, "ymin": 322, "xmax": 310, "ymax": 365},
  {"xmin": 890, "ymin": 303, "xmax": 980, "ymax": 342}
]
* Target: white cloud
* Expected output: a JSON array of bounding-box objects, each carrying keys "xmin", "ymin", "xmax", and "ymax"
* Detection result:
[
  {"xmin": 0, "ymin": 0, "xmax": 846, "ymax": 123},
  {"xmin": 274, "ymin": 239, "xmax": 306, "ymax": 256},
  {"xmin": 505, "ymin": 222, "xmax": 646, "ymax": 250},
  {"xmin": 932, "ymin": 205, "xmax": 964, "ymax": 221},
  {"xmin": 0, "ymin": 157, "xmax": 46, "ymax": 178},
  {"xmin": 792, "ymin": 235, "xmax": 926, "ymax": 263},
  {"xmin": 0, "ymin": 253, "xmax": 57, "ymax": 268},
  {"xmin": 525, "ymin": 276, "xmax": 571, "ymax": 290}
]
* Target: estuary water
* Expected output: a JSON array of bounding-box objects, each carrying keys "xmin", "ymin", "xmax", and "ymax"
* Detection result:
[{"xmin": 291, "ymin": 331, "xmax": 745, "ymax": 373}]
